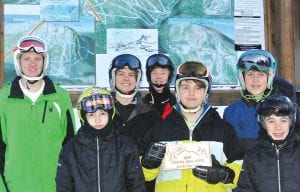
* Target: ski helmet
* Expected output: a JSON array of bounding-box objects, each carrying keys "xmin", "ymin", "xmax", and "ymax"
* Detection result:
[
  {"xmin": 175, "ymin": 61, "xmax": 212, "ymax": 112},
  {"xmin": 77, "ymin": 87, "xmax": 115, "ymax": 124},
  {"xmin": 14, "ymin": 36, "xmax": 49, "ymax": 81},
  {"xmin": 237, "ymin": 49, "xmax": 277, "ymax": 91},
  {"xmin": 145, "ymin": 54, "xmax": 174, "ymax": 86},
  {"xmin": 256, "ymin": 95, "xmax": 297, "ymax": 127},
  {"xmin": 109, "ymin": 54, "xmax": 142, "ymax": 98}
]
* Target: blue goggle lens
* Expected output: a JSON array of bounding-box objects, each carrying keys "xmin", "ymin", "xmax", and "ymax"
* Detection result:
[
  {"xmin": 112, "ymin": 54, "xmax": 141, "ymax": 70},
  {"xmin": 146, "ymin": 54, "xmax": 171, "ymax": 68}
]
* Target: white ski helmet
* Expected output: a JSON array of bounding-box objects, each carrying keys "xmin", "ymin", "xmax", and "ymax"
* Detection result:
[
  {"xmin": 175, "ymin": 61, "xmax": 212, "ymax": 113},
  {"xmin": 109, "ymin": 54, "xmax": 142, "ymax": 98},
  {"xmin": 14, "ymin": 36, "xmax": 49, "ymax": 81}
]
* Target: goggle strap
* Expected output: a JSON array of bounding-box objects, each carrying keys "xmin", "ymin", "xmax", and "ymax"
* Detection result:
[{"xmin": 19, "ymin": 40, "xmax": 45, "ymax": 49}]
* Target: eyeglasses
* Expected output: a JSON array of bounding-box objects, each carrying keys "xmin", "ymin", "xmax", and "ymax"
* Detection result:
[
  {"xmin": 177, "ymin": 62, "xmax": 209, "ymax": 78},
  {"xmin": 146, "ymin": 54, "xmax": 172, "ymax": 68},
  {"xmin": 256, "ymin": 99, "xmax": 293, "ymax": 117},
  {"xmin": 18, "ymin": 36, "xmax": 47, "ymax": 53},
  {"xmin": 81, "ymin": 94, "xmax": 114, "ymax": 113},
  {"xmin": 111, "ymin": 54, "xmax": 141, "ymax": 70},
  {"xmin": 238, "ymin": 54, "xmax": 272, "ymax": 71}
]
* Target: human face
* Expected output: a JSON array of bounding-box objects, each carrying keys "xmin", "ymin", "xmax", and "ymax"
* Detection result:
[
  {"xmin": 244, "ymin": 70, "xmax": 268, "ymax": 96},
  {"xmin": 263, "ymin": 114, "xmax": 290, "ymax": 140},
  {"xmin": 115, "ymin": 66, "xmax": 137, "ymax": 94},
  {"xmin": 20, "ymin": 51, "xmax": 44, "ymax": 77},
  {"xmin": 178, "ymin": 80, "xmax": 205, "ymax": 109},
  {"xmin": 86, "ymin": 109, "xmax": 109, "ymax": 129},
  {"xmin": 151, "ymin": 67, "xmax": 170, "ymax": 92}
]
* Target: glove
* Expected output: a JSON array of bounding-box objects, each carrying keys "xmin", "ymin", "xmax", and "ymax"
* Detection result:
[
  {"xmin": 141, "ymin": 142, "xmax": 166, "ymax": 169},
  {"xmin": 192, "ymin": 155, "xmax": 235, "ymax": 184}
]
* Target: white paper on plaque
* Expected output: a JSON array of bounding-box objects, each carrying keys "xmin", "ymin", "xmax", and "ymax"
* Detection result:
[{"xmin": 162, "ymin": 142, "xmax": 212, "ymax": 170}]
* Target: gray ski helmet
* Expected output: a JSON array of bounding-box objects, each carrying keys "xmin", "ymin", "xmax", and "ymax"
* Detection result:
[{"xmin": 237, "ymin": 49, "xmax": 277, "ymax": 90}]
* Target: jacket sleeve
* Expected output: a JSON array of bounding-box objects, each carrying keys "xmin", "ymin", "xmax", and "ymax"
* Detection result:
[
  {"xmin": 237, "ymin": 155, "xmax": 256, "ymax": 192},
  {"xmin": 61, "ymin": 92, "xmax": 75, "ymax": 145},
  {"xmin": 142, "ymin": 167, "xmax": 160, "ymax": 181},
  {"xmin": 0, "ymin": 120, "xmax": 5, "ymax": 175},
  {"xmin": 125, "ymin": 142, "xmax": 146, "ymax": 192},
  {"xmin": 0, "ymin": 174, "xmax": 7, "ymax": 192},
  {"xmin": 56, "ymin": 146, "xmax": 74, "ymax": 192},
  {"xmin": 224, "ymin": 160, "xmax": 243, "ymax": 189},
  {"xmin": 62, "ymin": 109, "xmax": 75, "ymax": 145},
  {"xmin": 141, "ymin": 119, "xmax": 162, "ymax": 181},
  {"xmin": 222, "ymin": 119, "xmax": 245, "ymax": 162}
]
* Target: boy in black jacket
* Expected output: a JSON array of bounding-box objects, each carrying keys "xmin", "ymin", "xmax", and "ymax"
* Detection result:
[{"xmin": 56, "ymin": 87, "xmax": 146, "ymax": 192}]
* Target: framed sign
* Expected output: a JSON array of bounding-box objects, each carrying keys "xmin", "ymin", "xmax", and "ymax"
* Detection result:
[{"xmin": 163, "ymin": 142, "xmax": 212, "ymax": 170}]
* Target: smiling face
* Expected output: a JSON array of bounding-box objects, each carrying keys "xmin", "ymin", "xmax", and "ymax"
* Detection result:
[
  {"xmin": 263, "ymin": 114, "xmax": 291, "ymax": 140},
  {"xmin": 244, "ymin": 70, "xmax": 268, "ymax": 96},
  {"xmin": 85, "ymin": 109, "xmax": 109, "ymax": 130},
  {"xmin": 178, "ymin": 79, "xmax": 206, "ymax": 109},
  {"xmin": 115, "ymin": 66, "xmax": 138, "ymax": 94},
  {"xmin": 150, "ymin": 67, "xmax": 170, "ymax": 92},
  {"xmin": 20, "ymin": 51, "xmax": 44, "ymax": 78}
]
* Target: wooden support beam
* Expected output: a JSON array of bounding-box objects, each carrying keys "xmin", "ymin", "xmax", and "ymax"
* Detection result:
[{"xmin": 265, "ymin": 0, "xmax": 295, "ymax": 84}]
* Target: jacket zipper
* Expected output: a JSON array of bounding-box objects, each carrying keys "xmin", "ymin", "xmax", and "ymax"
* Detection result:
[
  {"xmin": 275, "ymin": 144, "xmax": 282, "ymax": 192},
  {"xmin": 97, "ymin": 137, "xmax": 101, "ymax": 192},
  {"xmin": 42, "ymin": 101, "xmax": 48, "ymax": 123}
]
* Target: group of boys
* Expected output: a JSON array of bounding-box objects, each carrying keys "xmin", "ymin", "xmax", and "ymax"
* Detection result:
[{"xmin": 0, "ymin": 35, "xmax": 298, "ymax": 192}]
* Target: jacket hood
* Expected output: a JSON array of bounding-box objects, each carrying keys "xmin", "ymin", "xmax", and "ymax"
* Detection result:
[{"xmin": 76, "ymin": 122, "xmax": 121, "ymax": 145}]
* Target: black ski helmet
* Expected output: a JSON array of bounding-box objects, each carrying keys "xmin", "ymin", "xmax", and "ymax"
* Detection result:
[{"xmin": 145, "ymin": 54, "xmax": 174, "ymax": 85}]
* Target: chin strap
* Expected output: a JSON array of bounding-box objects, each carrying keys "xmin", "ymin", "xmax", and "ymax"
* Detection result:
[
  {"xmin": 151, "ymin": 82, "xmax": 167, "ymax": 88},
  {"xmin": 178, "ymin": 102, "xmax": 202, "ymax": 114},
  {"xmin": 26, "ymin": 80, "xmax": 39, "ymax": 89},
  {"xmin": 115, "ymin": 89, "xmax": 136, "ymax": 99},
  {"xmin": 22, "ymin": 71, "xmax": 44, "ymax": 81},
  {"xmin": 241, "ymin": 87, "xmax": 273, "ymax": 102}
]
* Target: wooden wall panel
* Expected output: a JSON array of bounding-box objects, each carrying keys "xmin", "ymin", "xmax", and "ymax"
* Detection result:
[
  {"xmin": 293, "ymin": 0, "xmax": 300, "ymax": 90},
  {"xmin": 265, "ymin": 0, "xmax": 295, "ymax": 84}
]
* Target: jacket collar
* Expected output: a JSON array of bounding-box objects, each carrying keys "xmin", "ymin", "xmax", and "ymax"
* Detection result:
[
  {"xmin": 9, "ymin": 76, "xmax": 56, "ymax": 99},
  {"xmin": 112, "ymin": 91, "xmax": 153, "ymax": 115},
  {"xmin": 76, "ymin": 123, "xmax": 120, "ymax": 145}
]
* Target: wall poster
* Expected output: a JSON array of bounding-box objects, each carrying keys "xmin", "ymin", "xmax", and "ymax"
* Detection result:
[{"xmin": 3, "ymin": 0, "xmax": 264, "ymax": 90}]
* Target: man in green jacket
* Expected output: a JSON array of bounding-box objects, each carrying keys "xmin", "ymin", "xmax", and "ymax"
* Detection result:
[{"xmin": 0, "ymin": 36, "xmax": 75, "ymax": 192}]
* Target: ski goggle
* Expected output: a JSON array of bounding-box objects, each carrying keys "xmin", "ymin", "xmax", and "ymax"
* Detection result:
[
  {"xmin": 177, "ymin": 62, "xmax": 209, "ymax": 78},
  {"xmin": 81, "ymin": 94, "xmax": 114, "ymax": 113},
  {"xmin": 238, "ymin": 54, "xmax": 272, "ymax": 71},
  {"xmin": 112, "ymin": 54, "xmax": 141, "ymax": 70},
  {"xmin": 18, "ymin": 36, "xmax": 47, "ymax": 53},
  {"xmin": 256, "ymin": 99, "xmax": 293, "ymax": 117},
  {"xmin": 146, "ymin": 54, "xmax": 172, "ymax": 68}
]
